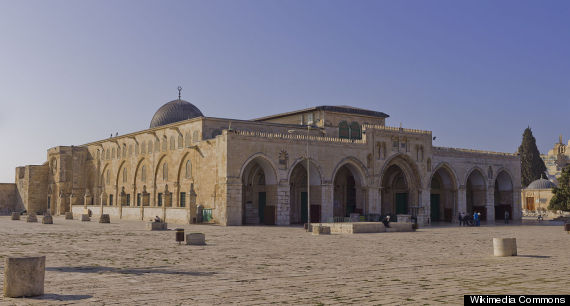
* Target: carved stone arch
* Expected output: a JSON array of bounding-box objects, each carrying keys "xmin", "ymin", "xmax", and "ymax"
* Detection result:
[
  {"xmin": 133, "ymin": 158, "xmax": 148, "ymax": 186},
  {"xmin": 428, "ymin": 162, "xmax": 459, "ymax": 190},
  {"xmin": 115, "ymin": 160, "xmax": 127, "ymax": 187},
  {"xmin": 239, "ymin": 153, "xmax": 279, "ymax": 185},
  {"xmin": 176, "ymin": 152, "xmax": 192, "ymax": 183},
  {"xmin": 153, "ymin": 154, "xmax": 169, "ymax": 183},
  {"xmin": 492, "ymin": 167, "xmax": 515, "ymax": 187},
  {"xmin": 287, "ymin": 157, "xmax": 323, "ymax": 185},
  {"xmin": 463, "ymin": 166, "xmax": 488, "ymax": 189},
  {"xmin": 380, "ymin": 153, "xmax": 422, "ymax": 188},
  {"xmin": 330, "ymin": 156, "xmax": 368, "ymax": 186}
]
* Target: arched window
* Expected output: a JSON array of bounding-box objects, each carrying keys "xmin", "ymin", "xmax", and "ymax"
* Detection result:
[
  {"xmin": 123, "ymin": 167, "xmax": 127, "ymax": 183},
  {"xmin": 185, "ymin": 160, "xmax": 192, "ymax": 179},
  {"xmin": 106, "ymin": 149, "xmax": 110, "ymax": 160},
  {"xmin": 163, "ymin": 163, "xmax": 168, "ymax": 181},
  {"xmin": 178, "ymin": 135, "xmax": 183, "ymax": 149},
  {"xmin": 106, "ymin": 169, "xmax": 110, "ymax": 185},
  {"xmin": 96, "ymin": 150, "xmax": 100, "ymax": 160},
  {"xmin": 122, "ymin": 144, "xmax": 127, "ymax": 158},
  {"xmin": 128, "ymin": 144, "xmax": 133, "ymax": 156},
  {"xmin": 135, "ymin": 143, "xmax": 139, "ymax": 155},
  {"xmin": 339, "ymin": 121, "xmax": 349, "ymax": 139},
  {"xmin": 147, "ymin": 141, "xmax": 152, "ymax": 154},
  {"xmin": 141, "ymin": 141, "xmax": 146, "ymax": 154},
  {"xmin": 141, "ymin": 165, "xmax": 146, "ymax": 182},
  {"xmin": 154, "ymin": 140, "xmax": 160, "ymax": 152},
  {"xmin": 170, "ymin": 136, "xmax": 175, "ymax": 150},
  {"xmin": 350, "ymin": 122, "xmax": 361, "ymax": 140},
  {"xmin": 185, "ymin": 132, "xmax": 191, "ymax": 147},
  {"xmin": 162, "ymin": 136, "xmax": 167, "ymax": 151},
  {"xmin": 112, "ymin": 148, "xmax": 116, "ymax": 159}
]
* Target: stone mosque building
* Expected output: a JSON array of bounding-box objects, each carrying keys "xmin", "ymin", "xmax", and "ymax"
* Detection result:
[{"xmin": 4, "ymin": 95, "xmax": 522, "ymax": 225}]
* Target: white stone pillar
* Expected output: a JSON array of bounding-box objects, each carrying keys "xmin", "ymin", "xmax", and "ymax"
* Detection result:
[
  {"xmin": 321, "ymin": 183, "xmax": 334, "ymax": 223},
  {"xmin": 367, "ymin": 187, "xmax": 381, "ymax": 215},
  {"xmin": 418, "ymin": 188, "xmax": 430, "ymax": 226},
  {"xmin": 486, "ymin": 185, "xmax": 495, "ymax": 224},
  {"xmin": 276, "ymin": 183, "xmax": 290, "ymax": 225},
  {"xmin": 457, "ymin": 185, "xmax": 467, "ymax": 219}
]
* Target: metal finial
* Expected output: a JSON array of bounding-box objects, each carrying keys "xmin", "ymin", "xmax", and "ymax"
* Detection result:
[{"xmin": 177, "ymin": 86, "xmax": 182, "ymax": 100}]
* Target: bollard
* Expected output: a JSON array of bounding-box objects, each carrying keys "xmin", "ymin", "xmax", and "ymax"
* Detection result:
[
  {"xmin": 186, "ymin": 233, "xmax": 206, "ymax": 245},
  {"xmin": 175, "ymin": 228, "xmax": 185, "ymax": 244},
  {"xmin": 493, "ymin": 238, "xmax": 517, "ymax": 257},
  {"xmin": 81, "ymin": 214, "xmax": 90, "ymax": 222},
  {"xmin": 65, "ymin": 212, "xmax": 73, "ymax": 220},
  {"xmin": 42, "ymin": 215, "xmax": 53, "ymax": 224},
  {"xmin": 3, "ymin": 256, "xmax": 45, "ymax": 298},
  {"xmin": 26, "ymin": 213, "xmax": 38, "ymax": 223},
  {"xmin": 147, "ymin": 222, "xmax": 168, "ymax": 231},
  {"xmin": 99, "ymin": 214, "xmax": 110, "ymax": 223},
  {"xmin": 11, "ymin": 212, "xmax": 20, "ymax": 220}
]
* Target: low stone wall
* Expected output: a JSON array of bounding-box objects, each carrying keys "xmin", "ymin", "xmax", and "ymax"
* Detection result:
[
  {"xmin": 310, "ymin": 222, "xmax": 414, "ymax": 234},
  {"xmin": 72, "ymin": 205, "xmax": 192, "ymax": 225}
]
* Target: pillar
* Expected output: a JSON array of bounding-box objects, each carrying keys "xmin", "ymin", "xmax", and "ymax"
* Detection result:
[
  {"xmin": 321, "ymin": 183, "xmax": 333, "ymax": 223},
  {"xmin": 188, "ymin": 183, "xmax": 197, "ymax": 224},
  {"xmin": 486, "ymin": 185, "xmax": 495, "ymax": 224},
  {"xmin": 276, "ymin": 182, "xmax": 290, "ymax": 225},
  {"xmin": 457, "ymin": 185, "xmax": 467, "ymax": 219},
  {"xmin": 417, "ymin": 188, "xmax": 430, "ymax": 226},
  {"xmin": 367, "ymin": 186, "xmax": 381, "ymax": 215}
]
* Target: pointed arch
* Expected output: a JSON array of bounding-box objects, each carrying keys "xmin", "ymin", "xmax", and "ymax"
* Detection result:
[
  {"xmin": 428, "ymin": 162, "xmax": 459, "ymax": 190},
  {"xmin": 287, "ymin": 157, "xmax": 323, "ymax": 185},
  {"xmin": 238, "ymin": 153, "xmax": 278, "ymax": 185}
]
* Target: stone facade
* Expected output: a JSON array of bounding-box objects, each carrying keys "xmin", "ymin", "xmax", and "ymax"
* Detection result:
[
  {"xmin": 542, "ymin": 135, "xmax": 570, "ymax": 180},
  {"xmin": 6, "ymin": 101, "xmax": 521, "ymax": 226},
  {"xmin": 0, "ymin": 183, "xmax": 18, "ymax": 214}
]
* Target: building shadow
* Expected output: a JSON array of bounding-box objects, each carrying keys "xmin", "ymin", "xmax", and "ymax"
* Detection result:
[
  {"xmin": 46, "ymin": 266, "xmax": 216, "ymax": 276},
  {"xmin": 30, "ymin": 294, "xmax": 92, "ymax": 301},
  {"xmin": 517, "ymin": 255, "xmax": 551, "ymax": 259}
]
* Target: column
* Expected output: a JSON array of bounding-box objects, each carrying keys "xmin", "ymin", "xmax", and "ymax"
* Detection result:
[
  {"xmin": 321, "ymin": 183, "xmax": 334, "ymax": 223},
  {"xmin": 188, "ymin": 183, "xmax": 197, "ymax": 224},
  {"xmin": 485, "ymin": 185, "xmax": 495, "ymax": 224},
  {"xmin": 276, "ymin": 182, "xmax": 290, "ymax": 225},
  {"xmin": 457, "ymin": 185, "xmax": 467, "ymax": 221},
  {"xmin": 417, "ymin": 188, "xmax": 430, "ymax": 226},
  {"xmin": 367, "ymin": 186, "xmax": 381, "ymax": 215}
]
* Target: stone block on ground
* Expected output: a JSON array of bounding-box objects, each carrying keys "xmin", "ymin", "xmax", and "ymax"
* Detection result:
[
  {"xmin": 65, "ymin": 212, "xmax": 73, "ymax": 220},
  {"xmin": 41, "ymin": 215, "xmax": 53, "ymax": 224},
  {"xmin": 81, "ymin": 214, "xmax": 90, "ymax": 222},
  {"xmin": 313, "ymin": 225, "xmax": 331, "ymax": 235},
  {"xmin": 11, "ymin": 212, "xmax": 20, "ymax": 220},
  {"xmin": 147, "ymin": 222, "xmax": 167, "ymax": 231},
  {"xmin": 26, "ymin": 213, "xmax": 37, "ymax": 223},
  {"xmin": 99, "ymin": 214, "xmax": 110, "ymax": 223},
  {"xmin": 3, "ymin": 256, "xmax": 45, "ymax": 298},
  {"xmin": 186, "ymin": 233, "xmax": 206, "ymax": 245},
  {"xmin": 493, "ymin": 238, "xmax": 517, "ymax": 257}
]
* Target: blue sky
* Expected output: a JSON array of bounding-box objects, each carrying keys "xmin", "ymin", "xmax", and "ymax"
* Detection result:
[{"xmin": 0, "ymin": 0, "xmax": 569, "ymax": 182}]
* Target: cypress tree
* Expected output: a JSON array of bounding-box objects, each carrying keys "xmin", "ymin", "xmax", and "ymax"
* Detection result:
[
  {"xmin": 518, "ymin": 127, "xmax": 547, "ymax": 187},
  {"xmin": 549, "ymin": 165, "xmax": 570, "ymax": 211}
]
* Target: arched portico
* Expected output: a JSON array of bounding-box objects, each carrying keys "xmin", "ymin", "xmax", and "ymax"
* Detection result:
[
  {"xmin": 240, "ymin": 155, "xmax": 278, "ymax": 225},
  {"xmin": 288, "ymin": 158, "xmax": 322, "ymax": 223},
  {"xmin": 429, "ymin": 164, "xmax": 458, "ymax": 223},
  {"xmin": 465, "ymin": 168, "xmax": 487, "ymax": 220},
  {"xmin": 494, "ymin": 170, "xmax": 513, "ymax": 221},
  {"xmin": 380, "ymin": 154, "xmax": 421, "ymax": 219},
  {"xmin": 332, "ymin": 161, "xmax": 366, "ymax": 219}
]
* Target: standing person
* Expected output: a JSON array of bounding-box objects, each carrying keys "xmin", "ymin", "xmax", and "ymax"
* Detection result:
[
  {"xmin": 504, "ymin": 211, "xmax": 510, "ymax": 224},
  {"xmin": 458, "ymin": 212, "xmax": 463, "ymax": 226},
  {"xmin": 477, "ymin": 212, "xmax": 481, "ymax": 226}
]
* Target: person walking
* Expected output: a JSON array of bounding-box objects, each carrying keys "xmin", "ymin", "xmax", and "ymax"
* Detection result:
[
  {"xmin": 476, "ymin": 212, "xmax": 481, "ymax": 226},
  {"xmin": 504, "ymin": 211, "xmax": 510, "ymax": 224},
  {"xmin": 458, "ymin": 212, "xmax": 463, "ymax": 226}
]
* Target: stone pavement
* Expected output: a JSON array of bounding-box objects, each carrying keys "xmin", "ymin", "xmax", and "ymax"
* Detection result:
[{"xmin": 0, "ymin": 217, "xmax": 568, "ymax": 305}]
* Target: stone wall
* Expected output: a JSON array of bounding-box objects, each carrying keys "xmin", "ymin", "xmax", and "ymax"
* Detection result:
[
  {"xmin": 15, "ymin": 165, "xmax": 49, "ymax": 214},
  {"xmin": 0, "ymin": 183, "xmax": 18, "ymax": 214}
]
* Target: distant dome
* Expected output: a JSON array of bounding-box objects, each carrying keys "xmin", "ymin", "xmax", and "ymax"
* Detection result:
[
  {"xmin": 150, "ymin": 99, "xmax": 203, "ymax": 128},
  {"xmin": 526, "ymin": 178, "xmax": 556, "ymax": 190}
]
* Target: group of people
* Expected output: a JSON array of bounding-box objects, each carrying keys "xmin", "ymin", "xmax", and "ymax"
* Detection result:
[{"xmin": 458, "ymin": 211, "xmax": 481, "ymax": 226}]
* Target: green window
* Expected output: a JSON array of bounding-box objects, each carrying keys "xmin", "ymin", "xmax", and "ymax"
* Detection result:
[
  {"xmin": 339, "ymin": 121, "xmax": 349, "ymax": 139},
  {"xmin": 180, "ymin": 192, "xmax": 186, "ymax": 207},
  {"xmin": 350, "ymin": 122, "xmax": 361, "ymax": 140},
  {"xmin": 158, "ymin": 193, "xmax": 163, "ymax": 207}
]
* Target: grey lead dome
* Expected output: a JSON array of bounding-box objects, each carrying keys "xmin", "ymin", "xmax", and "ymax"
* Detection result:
[
  {"xmin": 149, "ymin": 99, "xmax": 204, "ymax": 128},
  {"xmin": 526, "ymin": 178, "xmax": 556, "ymax": 189}
]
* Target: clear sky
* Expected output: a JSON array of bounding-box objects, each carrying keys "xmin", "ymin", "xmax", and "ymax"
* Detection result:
[{"xmin": 0, "ymin": 0, "xmax": 569, "ymax": 183}]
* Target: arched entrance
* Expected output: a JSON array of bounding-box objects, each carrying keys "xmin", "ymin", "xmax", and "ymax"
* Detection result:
[
  {"xmin": 241, "ymin": 156, "xmax": 278, "ymax": 225},
  {"xmin": 381, "ymin": 164, "xmax": 409, "ymax": 217},
  {"xmin": 289, "ymin": 160, "xmax": 322, "ymax": 224},
  {"xmin": 494, "ymin": 171, "xmax": 513, "ymax": 221},
  {"xmin": 430, "ymin": 166, "xmax": 457, "ymax": 223},
  {"xmin": 466, "ymin": 169, "xmax": 487, "ymax": 220},
  {"xmin": 333, "ymin": 162, "xmax": 366, "ymax": 220}
]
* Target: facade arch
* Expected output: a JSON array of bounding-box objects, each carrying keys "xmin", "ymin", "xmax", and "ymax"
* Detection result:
[
  {"xmin": 429, "ymin": 162, "xmax": 459, "ymax": 223},
  {"xmin": 288, "ymin": 157, "xmax": 324, "ymax": 224},
  {"xmin": 464, "ymin": 167, "xmax": 487, "ymax": 220},
  {"xmin": 239, "ymin": 153, "xmax": 279, "ymax": 225},
  {"xmin": 331, "ymin": 156, "xmax": 368, "ymax": 219},
  {"xmin": 380, "ymin": 153, "xmax": 422, "ymax": 218}
]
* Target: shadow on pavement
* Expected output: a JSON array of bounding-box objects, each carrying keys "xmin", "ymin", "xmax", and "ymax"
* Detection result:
[
  {"xmin": 46, "ymin": 266, "xmax": 216, "ymax": 276},
  {"xmin": 517, "ymin": 255, "xmax": 551, "ymax": 259},
  {"xmin": 30, "ymin": 294, "xmax": 93, "ymax": 301}
]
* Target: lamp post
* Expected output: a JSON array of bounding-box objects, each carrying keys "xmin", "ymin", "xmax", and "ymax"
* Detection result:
[{"xmin": 289, "ymin": 125, "xmax": 311, "ymax": 231}]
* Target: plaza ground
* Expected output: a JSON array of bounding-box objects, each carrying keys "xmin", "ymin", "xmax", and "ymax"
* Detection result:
[{"xmin": 0, "ymin": 217, "xmax": 568, "ymax": 305}]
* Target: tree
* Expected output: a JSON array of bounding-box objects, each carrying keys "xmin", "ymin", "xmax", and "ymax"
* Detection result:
[
  {"xmin": 549, "ymin": 165, "xmax": 570, "ymax": 211},
  {"xmin": 518, "ymin": 127, "xmax": 547, "ymax": 187}
]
